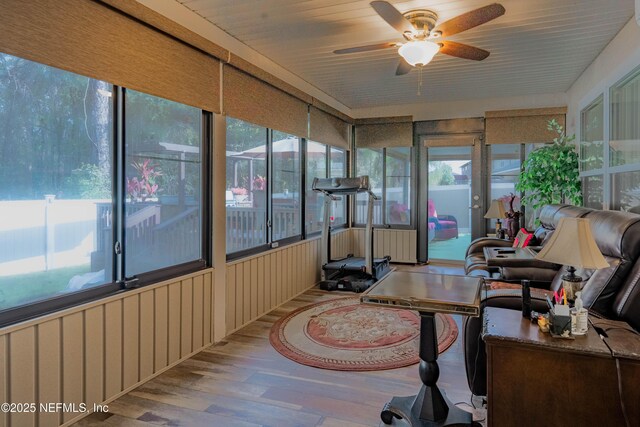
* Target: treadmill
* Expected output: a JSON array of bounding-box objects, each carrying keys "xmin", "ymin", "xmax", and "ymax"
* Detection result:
[{"xmin": 312, "ymin": 176, "xmax": 391, "ymax": 292}]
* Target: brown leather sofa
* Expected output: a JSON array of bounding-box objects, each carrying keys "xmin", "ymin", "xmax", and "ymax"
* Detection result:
[
  {"xmin": 464, "ymin": 207, "xmax": 640, "ymax": 396},
  {"xmin": 464, "ymin": 204, "xmax": 592, "ymax": 284}
]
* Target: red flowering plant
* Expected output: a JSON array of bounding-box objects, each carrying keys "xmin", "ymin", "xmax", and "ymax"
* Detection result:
[
  {"xmin": 230, "ymin": 187, "xmax": 248, "ymax": 196},
  {"xmin": 127, "ymin": 159, "xmax": 162, "ymax": 202},
  {"xmin": 253, "ymin": 175, "xmax": 266, "ymax": 191}
]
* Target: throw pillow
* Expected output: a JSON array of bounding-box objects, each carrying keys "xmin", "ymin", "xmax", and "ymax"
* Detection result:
[{"xmin": 512, "ymin": 228, "xmax": 534, "ymax": 248}]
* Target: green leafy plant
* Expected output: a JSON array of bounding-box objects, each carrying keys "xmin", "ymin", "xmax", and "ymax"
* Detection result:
[
  {"xmin": 127, "ymin": 159, "xmax": 162, "ymax": 202},
  {"xmin": 516, "ymin": 119, "xmax": 582, "ymax": 218},
  {"xmin": 68, "ymin": 163, "xmax": 111, "ymax": 199}
]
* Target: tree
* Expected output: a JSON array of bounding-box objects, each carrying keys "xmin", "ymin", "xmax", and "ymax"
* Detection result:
[
  {"xmin": 86, "ymin": 79, "xmax": 111, "ymax": 174},
  {"xmin": 428, "ymin": 161, "xmax": 455, "ymax": 186}
]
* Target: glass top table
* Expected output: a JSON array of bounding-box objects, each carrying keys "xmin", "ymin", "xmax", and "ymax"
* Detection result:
[
  {"xmin": 361, "ymin": 271, "xmax": 483, "ymax": 427},
  {"xmin": 361, "ymin": 271, "xmax": 482, "ymax": 317}
]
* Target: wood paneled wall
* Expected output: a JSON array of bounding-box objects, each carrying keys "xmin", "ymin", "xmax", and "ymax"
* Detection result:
[
  {"xmin": 225, "ymin": 237, "xmax": 323, "ymax": 334},
  {"xmin": 352, "ymin": 228, "xmax": 417, "ymax": 263},
  {"xmin": 0, "ymin": 227, "xmax": 410, "ymax": 426},
  {"xmin": 0, "ymin": 269, "xmax": 214, "ymax": 427},
  {"xmin": 330, "ymin": 228, "xmax": 353, "ymax": 259}
]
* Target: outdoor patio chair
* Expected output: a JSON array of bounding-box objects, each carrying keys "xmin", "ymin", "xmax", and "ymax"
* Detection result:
[{"xmin": 428, "ymin": 199, "xmax": 459, "ymax": 241}]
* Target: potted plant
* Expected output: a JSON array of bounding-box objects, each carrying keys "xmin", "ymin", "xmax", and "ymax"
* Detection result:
[
  {"xmin": 230, "ymin": 187, "xmax": 248, "ymax": 202},
  {"xmin": 252, "ymin": 175, "xmax": 267, "ymax": 208},
  {"xmin": 516, "ymin": 119, "xmax": 582, "ymax": 224},
  {"xmin": 126, "ymin": 159, "xmax": 162, "ymax": 203}
]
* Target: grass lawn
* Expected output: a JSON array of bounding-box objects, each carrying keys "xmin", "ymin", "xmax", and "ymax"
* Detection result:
[{"xmin": 0, "ymin": 265, "xmax": 90, "ymax": 310}]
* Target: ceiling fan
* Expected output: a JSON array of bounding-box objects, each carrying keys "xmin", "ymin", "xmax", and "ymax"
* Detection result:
[{"xmin": 334, "ymin": 1, "xmax": 505, "ymax": 75}]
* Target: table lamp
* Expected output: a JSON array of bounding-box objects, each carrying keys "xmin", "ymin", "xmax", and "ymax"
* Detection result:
[
  {"xmin": 535, "ymin": 217, "xmax": 609, "ymax": 300},
  {"xmin": 485, "ymin": 199, "xmax": 507, "ymax": 238}
]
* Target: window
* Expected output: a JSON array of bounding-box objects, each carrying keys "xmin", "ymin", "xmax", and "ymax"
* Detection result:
[
  {"xmin": 385, "ymin": 147, "xmax": 411, "ymax": 226},
  {"xmin": 306, "ymin": 141, "xmax": 328, "ymax": 234},
  {"xmin": 355, "ymin": 147, "xmax": 413, "ymax": 227},
  {"xmin": 0, "ymin": 52, "xmax": 209, "ymax": 325},
  {"xmin": 355, "ymin": 148, "xmax": 384, "ymax": 225},
  {"xmin": 0, "ymin": 53, "xmax": 114, "ymax": 312},
  {"xmin": 330, "ymin": 147, "xmax": 348, "ymax": 226},
  {"xmin": 580, "ymin": 96, "xmax": 604, "ymax": 171},
  {"xmin": 583, "ymin": 175, "xmax": 604, "ymax": 209},
  {"xmin": 124, "ymin": 90, "xmax": 203, "ymax": 276},
  {"xmin": 579, "ymin": 65, "xmax": 640, "ymax": 213},
  {"xmin": 610, "ymin": 68, "xmax": 640, "ymax": 212},
  {"xmin": 612, "ymin": 171, "xmax": 640, "ymax": 211},
  {"xmin": 487, "ymin": 144, "xmax": 521, "ymax": 229},
  {"xmin": 225, "ymin": 120, "xmax": 303, "ymax": 256},
  {"xmin": 579, "ymin": 96, "xmax": 605, "ymax": 209},
  {"xmin": 486, "ymin": 143, "xmax": 546, "ymax": 228},
  {"xmin": 305, "ymin": 143, "xmax": 347, "ymax": 235},
  {"xmin": 225, "ymin": 119, "xmax": 268, "ymax": 254},
  {"xmin": 272, "ymin": 131, "xmax": 301, "ymax": 241},
  {"xmin": 610, "ymin": 70, "xmax": 640, "ymax": 167}
]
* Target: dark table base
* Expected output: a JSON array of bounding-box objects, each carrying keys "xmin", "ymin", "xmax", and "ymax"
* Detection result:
[
  {"xmin": 381, "ymin": 389, "xmax": 473, "ymax": 426},
  {"xmin": 380, "ymin": 313, "xmax": 475, "ymax": 427}
]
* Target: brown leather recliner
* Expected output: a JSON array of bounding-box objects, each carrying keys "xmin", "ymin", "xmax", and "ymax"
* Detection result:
[
  {"xmin": 464, "ymin": 204, "xmax": 593, "ymax": 284},
  {"xmin": 464, "ymin": 208, "xmax": 640, "ymax": 396}
]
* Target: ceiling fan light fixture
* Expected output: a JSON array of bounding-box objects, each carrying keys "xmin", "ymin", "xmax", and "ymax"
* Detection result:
[{"xmin": 398, "ymin": 41, "xmax": 439, "ymax": 66}]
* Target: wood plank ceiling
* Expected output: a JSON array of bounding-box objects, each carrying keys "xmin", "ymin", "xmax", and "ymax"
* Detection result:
[{"xmin": 176, "ymin": 0, "xmax": 635, "ymax": 109}]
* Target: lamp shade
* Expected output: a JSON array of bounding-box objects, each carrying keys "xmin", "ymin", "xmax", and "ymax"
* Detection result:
[
  {"xmin": 398, "ymin": 41, "xmax": 439, "ymax": 66},
  {"xmin": 535, "ymin": 217, "xmax": 609, "ymax": 269},
  {"xmin": 484, "ymin": 199, "xmax": 507, "ymax": 219}
]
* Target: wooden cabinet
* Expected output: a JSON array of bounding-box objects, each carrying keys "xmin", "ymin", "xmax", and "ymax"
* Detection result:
[{"xmin": 482, "ymin": 307, "xmax": 639, "ymax": 427}]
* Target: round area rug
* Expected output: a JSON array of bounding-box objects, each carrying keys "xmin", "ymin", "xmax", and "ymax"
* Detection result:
[{"xmin": 269, "ymin": 297, "xmax": 458, "ymax": 371}]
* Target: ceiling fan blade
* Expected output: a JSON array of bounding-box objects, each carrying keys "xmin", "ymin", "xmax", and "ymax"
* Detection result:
[
  {"xmin": 434, "ymin": 3, "xmax": 505, "ymax": 37},
  {"xmin": 333, "ymin": 42, "xmax": 398, "ymax": 55},
  {"xmin": 395, "ymin": 58, "xmax": 413, "ymax": 75},
  {"xmin": 439, "ymin": 41, "xmax": 490, "ymax": 61},
  {"xmin": 370, "ymin": 1, "xmax": 415, "ymax": 34}
]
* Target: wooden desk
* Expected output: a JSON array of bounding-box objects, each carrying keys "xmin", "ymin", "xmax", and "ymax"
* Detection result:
[
  {"xmin": 362, "ymin": 272, "xmax": 482, "ymax": 426},
  {"xmin": 482, "ymin": 307, "xmax": 639, "ymax": 427}
]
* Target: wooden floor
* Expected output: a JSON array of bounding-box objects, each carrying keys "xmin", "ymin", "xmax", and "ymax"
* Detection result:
[{"xmin": 76, "ymin": 264, "xmax": 481, "ymax": 427}]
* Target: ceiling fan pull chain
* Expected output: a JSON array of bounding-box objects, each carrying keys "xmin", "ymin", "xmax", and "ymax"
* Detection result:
[{"xmin": 417, "ymin": 66, "xmax": 424, "ymax": 96}]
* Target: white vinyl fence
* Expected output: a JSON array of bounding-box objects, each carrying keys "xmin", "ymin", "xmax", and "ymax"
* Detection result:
[{"xmin": 0, "ymin": 197, "xmax": 102, "ymax": 275}]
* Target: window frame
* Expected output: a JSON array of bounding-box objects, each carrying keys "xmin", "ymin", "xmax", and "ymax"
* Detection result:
[
  {"xmin": 352, "ymin": 147, "xmax": 415, "ymax": 230},
  {"xmin": 578, "ymin": 64, "xmax": 640, "ymax": 212},
  {"xmin": 303, "ymin": 143, "xmax": 349, "ymax": 239},
  {"xmin": 225, "ymin": 123, "xmax": 350, "ymax": 260},
  {"xmin": 120, "ymin": 87, "xmax": 211, "ymax": 287},
  {"xmin": 225, "ymin": 122, "xmax": 306, "ymax": 261},
  {"xmin": 0, "ymin": 72, "xmax": 212, "ymax": 327},
  {"xmin": 328, "ymin": 147, "xmax": 349, "ymax": 230},
  {"xmin": 578, "ymin": 95, "xmax": 606, "ymax": 209},
  {"xmin": 304, "ymin": 140, "xmax": 329, "ymax": 238},
  {"xmin": 269, "ymin": 129, "xmax": 303, "ymax": 246}
]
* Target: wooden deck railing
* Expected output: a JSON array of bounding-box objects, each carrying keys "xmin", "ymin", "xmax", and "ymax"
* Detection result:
[
  {"xmin": 226, "ymin": 207, "xmax": 267, "ymax": 253},
  {"xmin": 96, "ymin": 204, "xmax": 302, "ymax": 262},
  {"xmin": 154, "ymin": 207, "xmax": 200, "ymax": 263},
  {"xmin": 355, "ymin": 199, "xmax": 383, "ymax": 224},
  {"xmin": 226, "ymin": 206, "xmax": 300, "ymax": 253}
]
